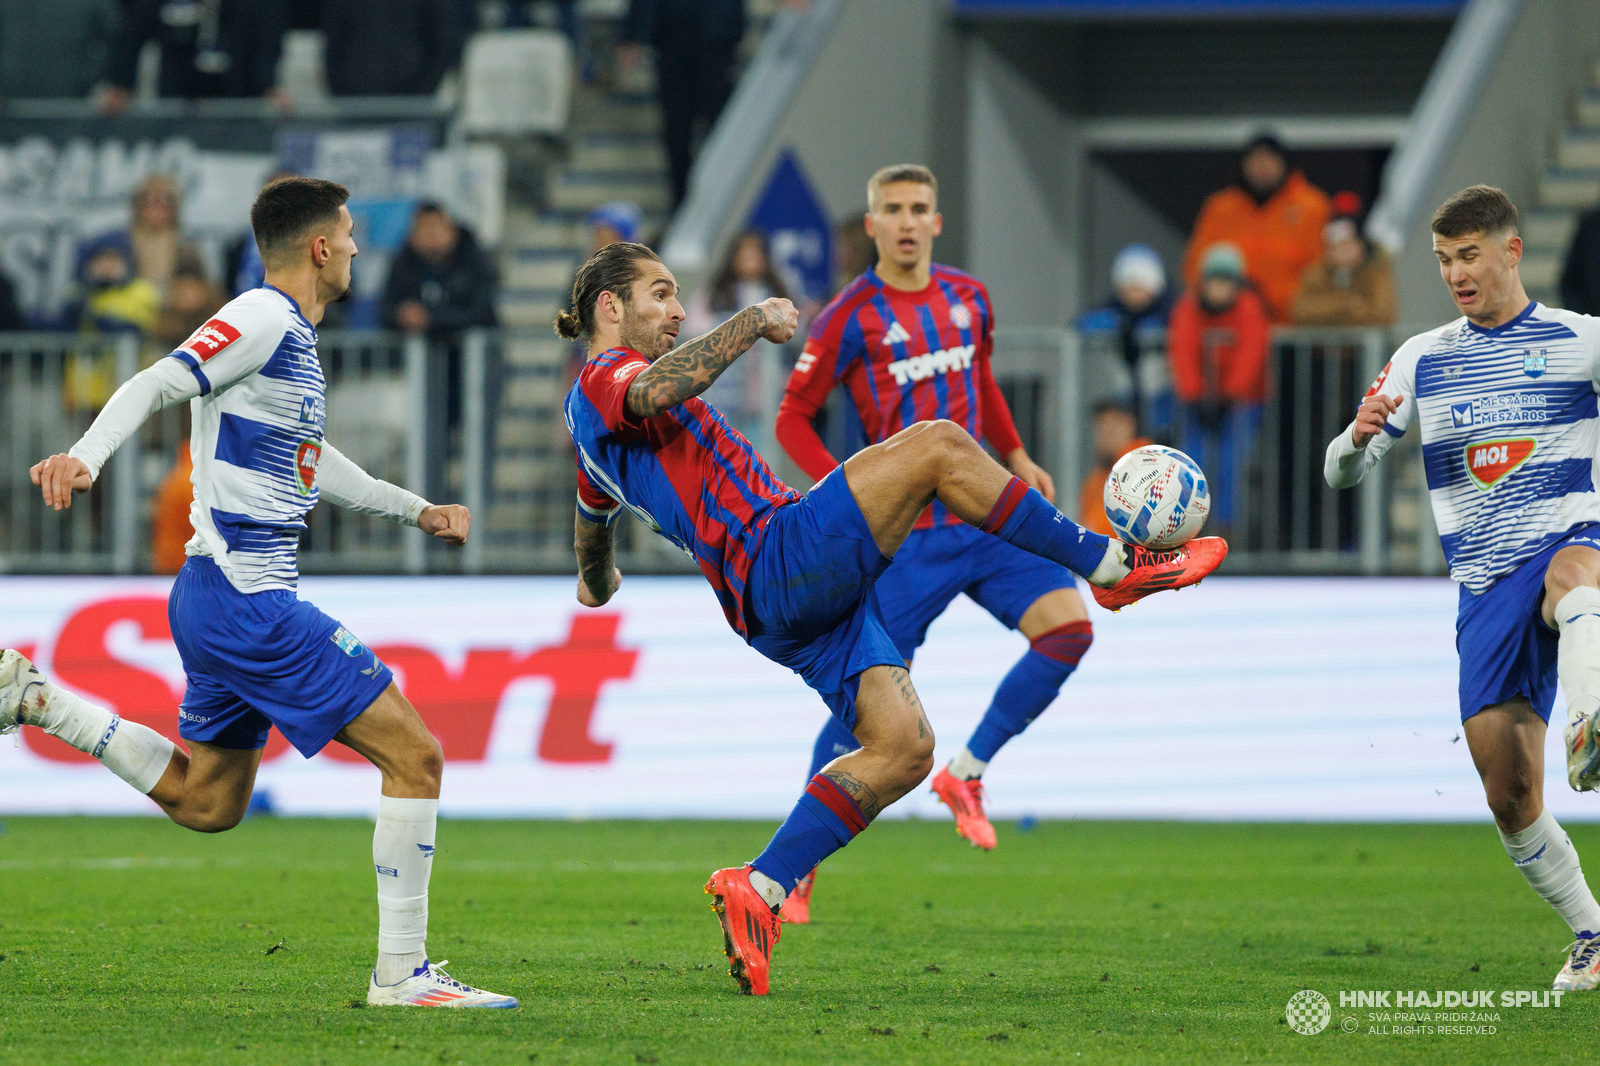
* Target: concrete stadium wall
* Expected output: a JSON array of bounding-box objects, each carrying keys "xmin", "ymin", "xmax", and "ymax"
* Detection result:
[{"xmin": 1391, "ymin": 0, "xmax": 1600, "ymax": 340}]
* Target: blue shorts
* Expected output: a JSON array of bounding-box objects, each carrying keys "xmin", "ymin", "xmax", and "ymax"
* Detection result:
[
  {"xmin": 169, "ymin": 556, "xmax": 395, "ymax": 756},
  {"xmin": 746, "ymin": 470, "xmax": 904, "ymax": 731},
  {"xmin": 874, "ymin": 521, "xmax": 1078, "ymax": 660},
  {"xmin": 1457, "ymin": 523, "xmax": 1600, "ymax": 722}
]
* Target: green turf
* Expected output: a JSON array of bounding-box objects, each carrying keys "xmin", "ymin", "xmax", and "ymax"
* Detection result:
[{"xmin": 0, "ymin": 816, "xmax": 1593, "ymax": 1065}]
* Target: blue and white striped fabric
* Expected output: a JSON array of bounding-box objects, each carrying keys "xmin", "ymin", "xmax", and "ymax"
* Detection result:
[
  {"xmin": 169, "ymin": 286, "xmax": 326, "ymax": 594},
  {"xmin": 1353, "ymin": 302, "xmax": 1600, "ymax": 593}
]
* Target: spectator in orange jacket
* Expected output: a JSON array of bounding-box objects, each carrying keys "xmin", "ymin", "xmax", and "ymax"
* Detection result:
[
  {"xmin": 1183, "ymin": 132, "xmax": 1331, "ymax": 324},
  {"xmin": 1168, "ymin": 243, "xmax": 1271, "ymax": 531},
  {"xmin": 149, "ymin": 441, "xmax": 194, "ymax": 574},
  {"xmin": 1291, "ymin": 191, "xmax": 1398, "ymax": 327}
]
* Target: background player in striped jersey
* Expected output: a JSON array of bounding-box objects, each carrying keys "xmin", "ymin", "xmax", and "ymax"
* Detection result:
[
  {"xmin": 1326, "ymin": 185, "xmax": 1600, "ymax": 992},
  {"xmin": 773, "ymin": 165, "xmax": 1092, "ymax": 919},
  {"xmin": 560, "ymin": 242, "xmax": 1224, "ymax": 995},
  {"xmin": 4, "ymin": 178, "xmax": 514, "ymax": 1009}
]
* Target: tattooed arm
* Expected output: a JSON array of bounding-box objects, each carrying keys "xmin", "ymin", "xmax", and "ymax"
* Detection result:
[
  {"xmin": 625, "ymin": 297, "xmax": 798, "ymax": 418},
  {"xmin": 574, "ymin": 511, "xmax": 622, "ymax": 607}
]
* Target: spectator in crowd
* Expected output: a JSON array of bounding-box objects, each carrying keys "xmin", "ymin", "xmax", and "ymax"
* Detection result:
[
  {"xmin": 1560, "ymin": 203, "xmax": 1600, "ymax": 315},
  {"xmin": 149, "ymin": 441, "xmax": 194, "ymax": 575},
  {"xmin": 152, "ymin": 264, "xmax": 227, "ymax": 352},
  {"xmin": 1076, "ymin": 243, "xmax": 1175, "ymax": 433},
  {"xmin": 100, "ymin": 0, "xmax": 289, "ymax": 113},
  {"xmin": 0, "ymin": 0, "xmax": 119, "ymax": 101},
  {"xmin": 586, "ymin": 200, "xmax": 642, "ymax": 255},
  {"xmin": 1168, "ymin": 243, "xmax": 1270, "ymax": 533},
  {"xmin": 1291, "ymin": 191, "xmax": 1397, "ymax": 327},
  {"xmin": 322, "ymin": 0, "xmax": 461, "ymax": 96},
  {"xmin": 686, "ymin": 229, "xmax": 790, "ymax": 440},
  {"xmin": 833, "ymin": 212, "xmax": 877, "ymax": 296},
  {"xmin": 381, "ymin": 202, "xmax": 499, "ymax": 336},
  {"xmin": 1077, "ymin": 400, "xmax": 1152, "ymax": 536},
  {"xmin": 124, "ymin": 175, "xmax": 205, "ymax": 298},
  {"xmin": 1183, "ymin": 132, "xmax": 1331, "ymax": 325},
  {"xmin": 70, "ymin": 235, "xmax": 161, "ymax": 336},
  {"xmin": 620, "ymin": 0, "xmax": 746, "ymax": 210}
]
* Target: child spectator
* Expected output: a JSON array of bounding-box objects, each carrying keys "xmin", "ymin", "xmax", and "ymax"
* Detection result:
[
  {"xmin": 1291, "ymin": 191, "xmax": 1398, "ymax": 327},
  {"xmin": 1183, "ymin": 132, "xmax": 1330, "ymax": 324},
  {"xmin": 1168, "ymin": 243, "xmax": 1270, "ymax": 532},
  {"xmin": 1077, "ymin": 401, "xmax": 1153, "ymax": 536},
  {"xmin": 686, "ymin": 229, "xmax": 790, "ymax": 442},
  {"xmin": 149, "ymin": 441, "xmax": 195, "ymax": 575}
]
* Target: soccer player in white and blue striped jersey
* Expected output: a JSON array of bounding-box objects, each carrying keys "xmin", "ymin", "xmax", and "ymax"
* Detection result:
[
  {"xmin": 1327, "ymin": 185, "xmax": 1600, "ymax": 992},
  {"xmin": 0, "ymin": 178, "xmax": 514, "ymax": 1008}
]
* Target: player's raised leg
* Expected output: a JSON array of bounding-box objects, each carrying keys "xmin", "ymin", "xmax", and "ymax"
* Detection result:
[
  {"xmin": 707, "ymin": 664, "xmax": 934, "ymax": 993},
  {"xmin": 933, "ymin": 588, "xmax": 1094, "ymax": 850},
  {"xmin": 1543, "ymin": 544, "xmax": 1600, "ymax": 792},
  {"xmin": 337, "ymin": 684, "xmax": 517, "ymax": 1008},
  {"xmin": 1466, "ymin": 700, "xmax": 1600, "ymax": 990},
  {"xmin": 0, "ymin": 649, "xmax": 203, "ymax": 814},
  {"xmin": 841, "ymin": 419, "xmax": 1226, "ymax": 605}
]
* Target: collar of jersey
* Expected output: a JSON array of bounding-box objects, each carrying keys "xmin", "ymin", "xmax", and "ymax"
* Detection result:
[
  {"xmin": 866, "ymin": 265, "xmax": 943, "ymax": 300},
  {"xmin": 1464, "ymin": 298, "xmax": 1537, "ymax": 337},
  {"xmin": 263, "ymin": 284, "xmax": 317, "ymax": 333}
]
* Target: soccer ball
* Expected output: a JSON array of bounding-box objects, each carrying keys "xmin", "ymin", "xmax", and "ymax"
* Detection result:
[{"xmin": 1102, "ymin": 445, "xmax": 1210, "ymax": 549}]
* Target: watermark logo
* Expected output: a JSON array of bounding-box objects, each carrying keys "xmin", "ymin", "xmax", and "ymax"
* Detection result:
[{"xmin": 1286, "ymin": 990, "xmax": 1332, "ymax": 1035}]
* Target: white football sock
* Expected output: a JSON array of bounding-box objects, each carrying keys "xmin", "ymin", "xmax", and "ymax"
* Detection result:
[
  {"xmin": 373, "ymin": 795, "xmax": 438, "ymax": 985},
  {"xmin": 1087, "ymin": 541, "xmax": 1131, "ymax": 588},
  {"xmin": 948, "ymin": 747, "xmax": 989, "ymax": 781},
  {"xmin": 1555, "ymin": 587, "xmax": 1600, "ymax": 727},
  {"xmin": 1499, "ymin": 809, "xmax": 1600, "ymax": 937},
  {"xmin": 26, "ymin": 683, "xmax": 173, "ymax": 794},
  {"xmin": 748, "ymin": 868, "xmax": 786, "ymax": 910}
]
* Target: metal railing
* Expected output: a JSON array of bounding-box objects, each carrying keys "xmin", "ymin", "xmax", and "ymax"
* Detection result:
[
  {"xmin": 0, "ymin": 325, "xmax": 1447, "ymax": 577},
  {"xmin": 994, "ymin": 325, "xmax": 1443, "ymax": 576}
]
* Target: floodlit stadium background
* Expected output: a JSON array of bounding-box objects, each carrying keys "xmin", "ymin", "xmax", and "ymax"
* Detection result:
[{"xmin": 0, "ymin": 0, "xmax": 1597, "ymax": 827}]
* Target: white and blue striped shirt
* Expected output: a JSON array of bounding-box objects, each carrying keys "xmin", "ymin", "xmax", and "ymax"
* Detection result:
[
  {"xmin": 1328, "ymin": 302, "xmax": 1600, "ymax": 593},
  {"xmin": 171, "ymin": 286, "xmax": 326, "ymax": 594}
]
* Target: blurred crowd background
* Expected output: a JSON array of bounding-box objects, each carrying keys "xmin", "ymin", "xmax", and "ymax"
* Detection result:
[{"xmin": 0, "ymin": 0, "xmax": 1594, "ymax": 580}]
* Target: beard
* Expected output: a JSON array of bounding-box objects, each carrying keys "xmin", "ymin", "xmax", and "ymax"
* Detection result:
[
  {"xmin": 618, "ymin": 306, "xmax": 675, "ymax": 357},
  {"xmin": 331, "ymin": 285, "xmax": 353, "ymax": 304}
]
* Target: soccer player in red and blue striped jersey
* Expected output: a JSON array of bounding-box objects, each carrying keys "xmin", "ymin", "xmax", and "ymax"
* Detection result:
[
  {"xmin": 774, "ymin": 165, "xmax": 1098, "ymax": 919},
  {"xmin": 559, "ymin": 241, "xmax": 1224, "ymax": 995}
]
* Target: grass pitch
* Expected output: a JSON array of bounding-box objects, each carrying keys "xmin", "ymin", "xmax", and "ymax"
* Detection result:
[{"xmin": 0, "ymin": 816, "xmax": 1594, "ymax": 1065}]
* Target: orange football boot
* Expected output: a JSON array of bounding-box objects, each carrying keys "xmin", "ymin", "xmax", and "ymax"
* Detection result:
[
  {"xmin": 705, "ymin": 866, "xmax": 782, "ymax": 995},
  {"xmin": 1091, "ymin": 537, "xmax": 1229, "ymax": 611},
  {"xmin": 779, "ymin": 868, "xmax": 815, "ymax": 925},
  {"xmin": 930, "ymin": 766, "xmax": 998, "ymax": 850}
]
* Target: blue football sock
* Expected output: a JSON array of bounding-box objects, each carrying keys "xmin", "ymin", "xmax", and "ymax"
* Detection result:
[
  {"xmin": 967, "ymin": 621, "xmax": 1093, "ymax": 762},
  {"xmin": 978, "ymin": 477, "xmax": 1110, "ymax": 578},
  {"xmin": 807, "ymin": 716, "xmax": 862, "ymax": 779},
  {"xmin": 751, "ymin": 774, "xmax": 869, "ymax": 891}
]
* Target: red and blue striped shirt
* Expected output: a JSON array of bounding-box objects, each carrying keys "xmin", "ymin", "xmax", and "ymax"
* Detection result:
[
  {"xmin": 777, "ymin": 264, "xmax": 1023, "ymax": 529},
  {"xmin": 566, "ymin": 347, "xmax": 801, "ymax": 638}
]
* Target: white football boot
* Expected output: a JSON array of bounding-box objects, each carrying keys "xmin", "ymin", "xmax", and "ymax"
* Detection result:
[
  {"xmin": 1554, "ymin": 935, "xmax": 1600, "ymax": 991},
  {"xmin": 1565, "ymin": 709, "xmax": 1600, "ymax": 792},
  {"xmin": 367, "ymin": 959, "xmax": 518, "ymax": 1008},
  {"xmin": 0, "ymin": 649, "xmax": 45, "ymax": 739}
]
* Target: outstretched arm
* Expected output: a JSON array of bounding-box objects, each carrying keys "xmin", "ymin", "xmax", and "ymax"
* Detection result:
[
  {"xmin": 316, "ymin": 442, "xmax": 469, "ymax": 544},
  {"xmin": 33, "ymin": 357, "xmax": 199, "ymax": 510},
  {"xmin": 625, "ymin": 298, "xmax": 797, "ymax": 418},
  {"xmin": 574, "ymin": 511, "xmax": 621, "ymax": 607}
]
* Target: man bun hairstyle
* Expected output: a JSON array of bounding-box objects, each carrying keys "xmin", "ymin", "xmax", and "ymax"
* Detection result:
[
  {"xmin": 867, "ymin": 163, "xmax": 937, "ymax": 211},
  {"xmin": 1431, "ymin": 185, "xmax": 1519, "ymax": 239},
  {"xmin": 251, "ymin": 177, "xmax": 350, "ymax": 266},
  {"xmin": 555, "ymin": 241, "xmax": 664, "ymax": 340}
]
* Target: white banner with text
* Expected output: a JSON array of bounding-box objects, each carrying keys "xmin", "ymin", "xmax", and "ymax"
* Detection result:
[{"xmin": 0, "ymin": 575, "xmax": 1593, "ymax": 823}]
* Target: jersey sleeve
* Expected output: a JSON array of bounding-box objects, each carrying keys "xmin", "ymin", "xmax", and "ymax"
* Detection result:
[
  {"xmin": 579, "ymin": 355, "xmax": 652, "ymax": 434},
  {"xmin": 971, "ymin": 289, "xmax": 1024, "ymax": 457},
  {"xmin": 777, "ymin": 298, "xmax": 857, "ymax": 481},
  {"xmin": 168, "ymin": 299, "xmax": 286, "ymax": 397},
  {"xmin": 574, "ymin": 454, "xmax": 621, "ymax": 524},
  {"xmin": 1325, "ymin": 340, "xmax": 1419, "ymax": 488}
]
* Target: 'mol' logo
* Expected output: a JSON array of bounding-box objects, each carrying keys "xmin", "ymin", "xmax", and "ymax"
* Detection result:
[{"xmin": 1465, "ymin": 437, "xmax": 1536, "ymax": 490}]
